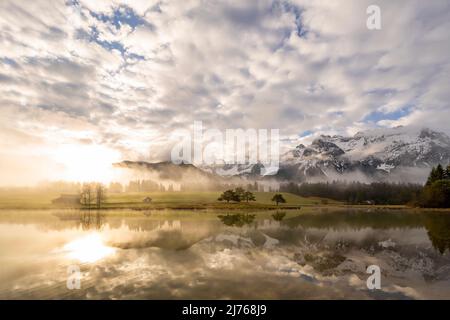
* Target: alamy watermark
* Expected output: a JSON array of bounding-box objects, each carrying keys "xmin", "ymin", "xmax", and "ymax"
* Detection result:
[
  {"xmin": 366, "ymin": 265, "xmax": 381, "ymax": 290},
  {"xmin": 67, "ymin": 265, "xmax": 81, "ymax": 290},
  {"xmin": 367, "ymin": 5, "xmax": 381, "ymax": 30},
  {"xmin": 170, "ymin": 121, "xmax": 280, "ymax": 176}
]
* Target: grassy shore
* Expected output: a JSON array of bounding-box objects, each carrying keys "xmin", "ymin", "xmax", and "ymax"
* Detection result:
[
  {"xmin": 0, "ymin": 190, "xmax": 342, "ymax": 210},
  {"xmin": 3, "ymin": 190, "xmax": 448, "ymax": 212}
]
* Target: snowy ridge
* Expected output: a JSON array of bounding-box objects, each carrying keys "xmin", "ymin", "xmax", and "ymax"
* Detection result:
[
  {"xmin": 196, "ymin": 126, "xmax": 450, "ymax": 183},
  {"xmin": 279, "ymin": 127, "xmax": 450, "ymax": 183}
]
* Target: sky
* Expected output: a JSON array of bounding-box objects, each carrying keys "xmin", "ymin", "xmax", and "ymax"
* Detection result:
[{"xmin": 1, "ymin": 0, "xmax": 450, "ymax": 185}]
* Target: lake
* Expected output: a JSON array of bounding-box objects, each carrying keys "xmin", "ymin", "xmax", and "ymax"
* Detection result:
[{"xmin": 0, "ymin": 208, "xmax": 449, "ymax": 299}]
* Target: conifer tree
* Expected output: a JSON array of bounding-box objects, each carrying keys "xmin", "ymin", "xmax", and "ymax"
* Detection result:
[
  {"xmin": 445, "ymin": 165, "xmax": 450, "ymax": 180},
  {"xmin": 426, "ymin": 166, "xmax": 438, "ymax": 186},
  {"xmin": 436, "ymin": 164, "xmax": 445, "ymax": 180}
]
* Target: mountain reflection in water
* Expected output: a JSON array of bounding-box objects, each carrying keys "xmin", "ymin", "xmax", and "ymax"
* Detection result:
[{"xmin": 0, "ymin": 209, "xmax": 450, "ymax": 299}]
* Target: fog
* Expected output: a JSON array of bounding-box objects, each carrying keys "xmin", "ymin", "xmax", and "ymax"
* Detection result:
[{"xmin": 0, "ymin": 156, "xmax": 431, "ymax": 191}]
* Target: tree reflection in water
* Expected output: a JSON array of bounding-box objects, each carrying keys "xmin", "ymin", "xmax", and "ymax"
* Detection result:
[
  {"xmin": 218, "ymin": 213, "xmax": 256, "ymax": 227},
  {"xmin": 70, "ymin": 209, "xmax": 449, "ymax": 254},
  {"xmin": 80, "ymin": 210, "xmax": 105, "ymax": 230},
  {"xmin": 215, "ymin": 211, "xmax": 450, "ymax": 255},
  {"xmin": 272, "ymin": 211, "xmax": 286, "ymax": 221},
  {"xmin": 425, "ymin": 214, "xmax": 450, "ymax": 254}
]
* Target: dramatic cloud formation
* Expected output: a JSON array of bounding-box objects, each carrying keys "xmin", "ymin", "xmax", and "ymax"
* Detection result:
[{"xmin": 1, "ymin": 0, "xmax": 449, "ymax": 184}]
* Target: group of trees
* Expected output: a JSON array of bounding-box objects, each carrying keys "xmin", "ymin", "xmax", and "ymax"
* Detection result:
[
  {"xmin": 80, "ymin": 183, "xmax": 107, "ymax": 209},
  {"xmin": 115, "ymin": 180, "xmax": 276, "ymax": 193},
  {"xmin": 105, "ymin": 180, "xmax": 178, "ymax": 193},
  {"xmin": 125, "ymin": 180, "xmax": 175, "ymax": 193},
  {"xmin": 108, "ymin": 180, "xmax": 280, "ymax": 194},
  {"xmin": 280, "ymin": 181, "xmax": 422, "ymax": 205},
  {"xmin": 278, "ymin": 164, "xmax": 450, "ymax": 208},
  {"xmin": 179, "ymin": 181, "xmax": 277, "ymax": 192},
  {"xmin": 425, "ymin": 164, "xmax": 450, "ymax": 185},
  {"xmin": 217, "ymin": 188, "xmax": 287, "ymax": 206},
  {"xmin": 419, "ymin": 164, "xmax": 450, "ymax": 208},
  {"xmin": 218, "ymin": 187, "xmax": 256, "ymax": 203}
]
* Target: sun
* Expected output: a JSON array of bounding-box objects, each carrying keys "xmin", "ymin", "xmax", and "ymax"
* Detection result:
[
  {"xmin": 53, "ymin": 144, "xmax": 121, "ymax": 183},
  {"xmin": 64, "ymin": 233, "xmax": 116, "ymax": 263}
]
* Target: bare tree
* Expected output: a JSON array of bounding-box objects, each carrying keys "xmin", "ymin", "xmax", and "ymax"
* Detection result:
[
  {"xmin": 80, "ymin": 183, "xmax": 94, "ymax": 210},
  {"xmin": 95, "ymin": 183, "xmax": 107, "ymax": 209}
]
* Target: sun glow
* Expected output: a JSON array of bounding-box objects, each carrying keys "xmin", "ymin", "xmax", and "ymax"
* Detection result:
[
  {"xmin": 64, "ymin": 233, "xmax": 116, "ymax": 263},
  {"xmin": 53, "ymin": 144, "xmax": 121, "ymax": 183}
]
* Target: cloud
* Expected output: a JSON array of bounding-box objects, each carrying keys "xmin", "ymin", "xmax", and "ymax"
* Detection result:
[{"xmin": 0, "ymin": 0, "xmax": 449, "ymax": 184}]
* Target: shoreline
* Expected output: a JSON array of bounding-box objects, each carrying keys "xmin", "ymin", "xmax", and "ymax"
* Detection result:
[{"xmin": 1, "ymin": 204, "xmax": 450, "ymax": 212}]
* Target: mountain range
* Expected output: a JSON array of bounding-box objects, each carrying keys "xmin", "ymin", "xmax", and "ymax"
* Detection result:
[
  {"xmin": 115, "ymin": 127, "xmax": 450, "ymax": 184},
  {"xmin": 277, "ymin": 127, "xmax": 450, "ymax": 183}
]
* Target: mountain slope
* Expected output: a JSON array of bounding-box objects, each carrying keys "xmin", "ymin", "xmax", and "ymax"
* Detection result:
[
  {"xmin": 280, "ymin": 127, "xmax": 450, "ymax": 183},
  {"xmin": 114, "ymin": 127, "xmax": 450, "ymax": 184},
  {"xmin": 113, "ymin": 160, "xmax": 218, "ymax": 182}
]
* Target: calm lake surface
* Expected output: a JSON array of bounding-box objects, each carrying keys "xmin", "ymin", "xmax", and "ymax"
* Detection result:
[{"xmin": 1, "ymin": 208, "xmax": 450, "ymax": 299}]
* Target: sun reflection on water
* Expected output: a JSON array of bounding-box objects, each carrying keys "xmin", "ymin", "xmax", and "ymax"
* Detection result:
[{"xmin": 64, "ymin": 233, "xmax": 115, "ymax": 263}]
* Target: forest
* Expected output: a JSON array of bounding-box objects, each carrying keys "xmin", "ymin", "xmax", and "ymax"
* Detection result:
[{"xmin": 280, "ymin": 164, "xmax": 450, "ymax": 208}]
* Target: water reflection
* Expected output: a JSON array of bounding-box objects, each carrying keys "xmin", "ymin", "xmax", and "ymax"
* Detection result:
[
  {"xmin": 1, "ymin": 209, "xmax": 450, "ymax": 299},
  {"xmin": 80, "ymin": 210, "xmax": 105, "ymax": 230},
  {"xmin": 281, "ymin": 211, "xmax": 450, "ymax": 255},
  {"xmin": 272, "ymin": 211, "xmax": 286, "ymax": 221},
  {"xmin": 63, "ymin": 233, "xmax": 115, "ymax": 263},
  {"xmin": 217, "ymin": 213, "xmax": 256, "ymax": 227},
  {"xmin": 425, "ymin": 214, "xmax": 450, "ymax": 254}
]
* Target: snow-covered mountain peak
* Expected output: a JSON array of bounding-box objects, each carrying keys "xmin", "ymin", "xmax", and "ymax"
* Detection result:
[
  {"xmin": 196, "ymin": 126, "xmax": 450, "ymax": 183},
  {"xmin": 279, "ymin": 127, "xmax": 450, "ymax": 183}
]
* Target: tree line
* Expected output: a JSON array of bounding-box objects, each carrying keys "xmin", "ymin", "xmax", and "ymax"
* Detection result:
[
  {"xmin": 280, "ymin": 181, "xmax": 423, "ymax": 205},
  {"xmin": 27, "ymin": 179, "xmax": 279, "ymax": 194},
  {"xmin": 279, "ymin": 164, "xmax": 450, "ymax": 208},
  {"xmin": 125, "ymin": 180, "xmax": 175, "ymax": 192},
  {"xmin": 109, "ymin": 180, "xmax": 270, "ymax": 193}
]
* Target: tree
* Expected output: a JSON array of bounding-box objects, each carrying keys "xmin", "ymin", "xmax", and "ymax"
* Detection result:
[
  {"xmin": 420, "ymin": 180, "xmax": 450, "ymax": 208},
  {"xmin": 426, "ymin": 167, "xmax": 437, "ymax": 186},
  {"xmin": 271, "ymin": 194, "xmax": 286, "ymax": 206},
  {"xmin": 95, "ymin": 183, "xmax": 107, "ymax": 209},
  {"xmin": 445, "ymin": 165, "xmax": 450, "ymax": 180},
  {"xmin": 242, "ymin": 191, "xmax": 256, "ymax": 203},
  {"xmin": 234, "ymin": 187, "xmax": 245, "ymax": 200},
  {"xmin": 426, "ymin": 164, "xmax": 445, "ymax": 186},
  {"xmin": 218, "ymin": 190, "xmax": 240, "ymax": 203},
  {"xmin": 80, "ymin": 183, "xmax": 94, "ymax": 210},
  {"xmin": 127, "ymin": 180, "xmax": 141, "ymax": 192},
  {"xmin": 436, "ymin": 164, "xmax": 445, "ymax": 180},
  {"xmin": 108, "ymin": 182, "xmax": 123, "ymax": 193}
]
